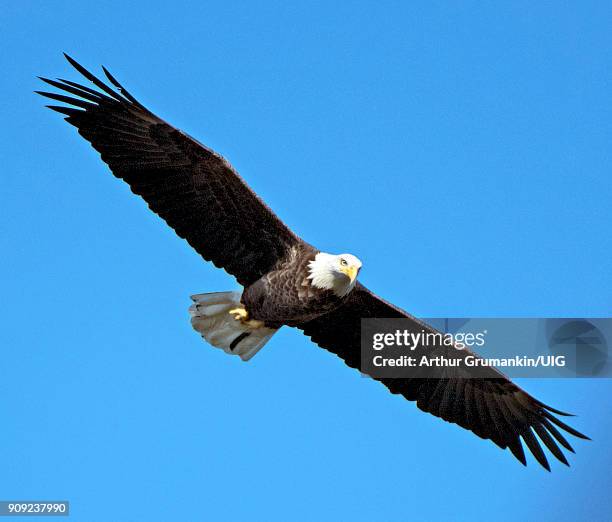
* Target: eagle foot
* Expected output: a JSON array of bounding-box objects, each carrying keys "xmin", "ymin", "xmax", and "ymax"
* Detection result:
[{"xmin": 229, "ymin": 307, "xmax": 265, "ymax": 329}]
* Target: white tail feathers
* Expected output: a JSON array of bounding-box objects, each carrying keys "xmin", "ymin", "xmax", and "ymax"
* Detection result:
[{"xmin": 189, "ymin": 291, "xmax": 277, "ymax": 361}]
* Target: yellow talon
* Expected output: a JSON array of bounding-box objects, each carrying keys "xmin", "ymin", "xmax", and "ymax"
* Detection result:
[
  {"xmin": 229, "ymin": 307, "xmax": 249, "ymax": 321},
  {"xmin": 229, "ymin": 307, "xmax": 265, "ymax": 329}
]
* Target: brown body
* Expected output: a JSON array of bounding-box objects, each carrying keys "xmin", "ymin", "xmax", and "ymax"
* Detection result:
[{"xmin": 241, "ymin": 244, "xmax": 347, "ymax": 328}]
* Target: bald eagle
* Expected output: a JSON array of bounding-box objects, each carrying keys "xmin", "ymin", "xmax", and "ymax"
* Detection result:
[{"xmin": 37, "ymin": 54, "xmax": 588, "ymax": 471}]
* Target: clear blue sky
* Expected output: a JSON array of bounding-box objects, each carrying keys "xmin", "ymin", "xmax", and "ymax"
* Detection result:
[{"xmin": 2, "ymin": 2, "xmax": 611, "ymax": 521}]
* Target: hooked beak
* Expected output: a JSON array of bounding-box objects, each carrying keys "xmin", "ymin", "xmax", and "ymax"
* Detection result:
[{"xmin": 342, "ymin": 265, "xmax": 359, "ymax": 283}]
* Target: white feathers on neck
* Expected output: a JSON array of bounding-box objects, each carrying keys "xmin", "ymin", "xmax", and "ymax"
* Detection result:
[{"xmin": 307, "ymin": 252, "xmax": 357, "ymax": 297}]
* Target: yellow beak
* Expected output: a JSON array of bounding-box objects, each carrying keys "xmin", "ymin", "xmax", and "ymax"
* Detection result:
[{"xmin": 342, "ymin": 265, "xmax": 359, "ymax": 283}]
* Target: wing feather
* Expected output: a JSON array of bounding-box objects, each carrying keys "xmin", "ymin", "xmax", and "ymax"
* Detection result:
[
  {"xmin": 299, "ymin": 284, "xmax": 589, "ymax": 469},
  {"xmin": 38, "ymin": 55, "xmax": 301, "ymax": 286}
]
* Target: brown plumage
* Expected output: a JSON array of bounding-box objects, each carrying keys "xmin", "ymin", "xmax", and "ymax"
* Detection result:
[
  {"xmin": 37, "ymin": 54, "xmax": 589, "ymax": 471},
  {"xmin": 242, "ymin": 244, "xmax": 347, "ymax": 328}
]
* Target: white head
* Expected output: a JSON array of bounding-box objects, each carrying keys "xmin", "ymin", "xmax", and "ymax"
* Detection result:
[{"xmin": 307, "ymin": 252, "xmax": 363, "ymax": 297}]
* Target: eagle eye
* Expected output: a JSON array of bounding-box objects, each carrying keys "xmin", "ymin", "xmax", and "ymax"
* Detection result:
[{"xmin": 340, "ymin": 258, "xmax": 348, "ymax": 267}]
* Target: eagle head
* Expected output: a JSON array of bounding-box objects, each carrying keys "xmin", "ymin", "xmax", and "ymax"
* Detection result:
[{"xmin": 307, "ymin": 252, "xmax": 362, "ymax": 297}]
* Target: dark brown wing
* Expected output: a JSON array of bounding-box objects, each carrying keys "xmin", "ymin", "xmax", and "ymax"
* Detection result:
[
  {"xmin": 37, "ymin": 54, "xmax": 301, "ymax": 287},
  {"xmin": 299, "ymin": 284, "xmax": 589, "ymax": 470}
]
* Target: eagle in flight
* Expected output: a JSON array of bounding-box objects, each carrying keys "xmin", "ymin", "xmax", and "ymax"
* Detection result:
[{"xmin": 37, "ymin": 54, "xmax": 588, "ymax": 471}]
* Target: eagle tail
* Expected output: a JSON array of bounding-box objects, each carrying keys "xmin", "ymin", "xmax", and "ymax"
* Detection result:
[{"xmin": 189, "ymin": 291, "xmax": 277, "ymax": 361}]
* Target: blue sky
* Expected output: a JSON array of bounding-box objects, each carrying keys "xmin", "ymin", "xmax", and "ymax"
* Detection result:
[{"xmin": 1, "ymin": 1, "xmax": 611, "ymax": 521}]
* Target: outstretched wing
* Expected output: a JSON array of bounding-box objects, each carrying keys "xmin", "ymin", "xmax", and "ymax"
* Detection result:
[
  {"xmin": 299, "ymin": 284, "xmax": 589, "ymax": 470},
  {"xmin": 37, "ymin": 54, "xmax": 301, "ymax": 287}
]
